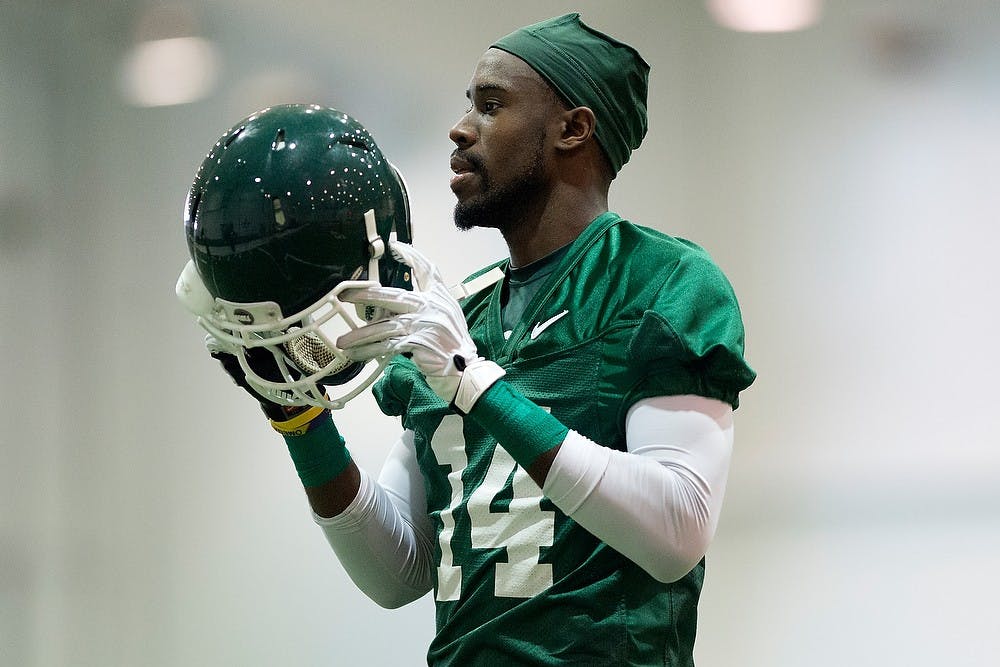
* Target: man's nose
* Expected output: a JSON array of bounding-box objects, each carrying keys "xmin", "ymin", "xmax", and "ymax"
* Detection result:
[{"xmin": 449, "ymin": 112, "xmax": 476, "ymax": 147}]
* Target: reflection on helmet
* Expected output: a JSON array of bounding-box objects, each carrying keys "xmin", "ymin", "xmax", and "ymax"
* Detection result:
[{"xmin": 181, "ymin": 103, "xmax": 413, "ymax": 409}]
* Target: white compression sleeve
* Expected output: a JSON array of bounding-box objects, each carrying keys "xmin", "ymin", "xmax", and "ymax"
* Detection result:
[
  {"xmin": 313, "ymin": 430, "xmax": 435, "ymax": 608},
  {"xmin": 542, "ymin": 395, "xmax": 734, "ymax": 583}
]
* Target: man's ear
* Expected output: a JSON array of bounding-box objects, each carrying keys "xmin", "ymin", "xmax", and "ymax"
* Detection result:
[{"xmin": 556, "ymin": 106, "xmax": 597, "ymax": 152}]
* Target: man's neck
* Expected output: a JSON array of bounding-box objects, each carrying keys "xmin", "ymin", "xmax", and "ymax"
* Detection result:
[{"xmin": 503, "ymin": 187, "xmax": 608, "ymax": 267}]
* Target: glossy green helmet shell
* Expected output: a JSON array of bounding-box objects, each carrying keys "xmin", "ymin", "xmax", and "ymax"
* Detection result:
[{"xmin": 185, "ymin": 103, "xmax": 412, "ymax": 316}]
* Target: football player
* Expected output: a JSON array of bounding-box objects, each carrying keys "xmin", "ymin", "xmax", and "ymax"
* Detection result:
[{"xmin": 178, "ymin": 14, "xmax": 755, "ymax": 667}]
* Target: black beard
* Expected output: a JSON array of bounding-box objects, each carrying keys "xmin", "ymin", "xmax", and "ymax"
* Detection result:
[{"xmin": 453, "ymin": 145, "xmax": 545, "ymax": 234}]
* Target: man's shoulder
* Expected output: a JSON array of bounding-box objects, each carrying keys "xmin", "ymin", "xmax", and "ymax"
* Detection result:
[
  {"xmin": 583, "ymin": 218, "xmax": 727, "ymax": 291},
  {"xmin": 614, "ymin": 219, "xmax": 714, "ymax": 264}
]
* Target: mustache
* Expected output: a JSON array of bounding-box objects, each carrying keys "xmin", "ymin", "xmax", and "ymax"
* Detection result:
[{"xmin": 451, "ymin": 149, "xmax": 484, "ymax": 172}]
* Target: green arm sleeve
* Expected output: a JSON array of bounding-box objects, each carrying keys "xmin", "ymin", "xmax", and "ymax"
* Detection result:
[
  {"xmin": 467, "ymin": 380, "xmax": 569, "ymax": 468},
  {"xmin": 281, "ymin": 415, "xmax": 353, "ymax": 488}
]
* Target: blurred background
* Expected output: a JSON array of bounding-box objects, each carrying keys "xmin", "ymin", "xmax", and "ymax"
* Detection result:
[{"xmin": 2, "ymin": 0, "xmax": 998, "ymax": 665}]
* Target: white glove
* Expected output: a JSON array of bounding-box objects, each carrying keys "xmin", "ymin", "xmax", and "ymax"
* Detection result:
[{"xmin": 337, "ymin": 241, "xmax": 504, "ymax": 413}]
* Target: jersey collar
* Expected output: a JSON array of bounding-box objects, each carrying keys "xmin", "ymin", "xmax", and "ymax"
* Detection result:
[{"xmin": 483, "ymin": 211, "xmax": 623, "ymax": 361}]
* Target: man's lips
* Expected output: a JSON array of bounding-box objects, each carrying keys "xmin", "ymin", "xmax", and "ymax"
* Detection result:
[
  {"xmin": 450, "ymin": 154, "xmax": 476, "ymax": 174},
  {"xmin": 450, "ymin": 172, "xmax": 477, "ymax": 190},
  {"xmin": 450, "ymin": 155, "xmax": 478, "ymax": 191}
]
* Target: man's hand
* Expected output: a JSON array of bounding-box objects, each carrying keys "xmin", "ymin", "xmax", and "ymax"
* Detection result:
[
  {"xmin": 337, "ymin": 241, "xmax": 504, "ymax": 413},
  {"xmin": 206, "ymin": 334, "xmax": 323, "ymax": 431}
]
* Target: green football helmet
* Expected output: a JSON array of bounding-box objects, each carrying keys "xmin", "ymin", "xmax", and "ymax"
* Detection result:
[{"xmin": 176, "ymin": 104, "xmax": 413, "ymax": 409}]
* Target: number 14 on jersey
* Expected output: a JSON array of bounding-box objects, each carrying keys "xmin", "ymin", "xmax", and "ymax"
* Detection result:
[{"xmin": 431, "ymin": 415, "xmax": 554, "ymax": 601}]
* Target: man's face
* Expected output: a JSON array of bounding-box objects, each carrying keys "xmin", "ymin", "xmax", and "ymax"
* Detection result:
[{"xmin": 449, "ymin": 48, "xmax": 563, "ymax": 232}]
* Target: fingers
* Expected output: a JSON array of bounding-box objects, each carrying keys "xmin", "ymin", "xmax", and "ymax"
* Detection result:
[
  {"xmin": 340, "ymin": 286, "xmax": 424, "ymax": 314},
  {"xmin": 205, "ymin": 333, "xmax": 239, "ymax": 357},
  {"xmin": 337, "ymin": 316, "xmax": 438, "ymax": 363},
  {"xmin": 388, "ymin": 241, "xmax": 442, "ymax": 291},
  {"xmin": 341, "ymin": 339, "xmax": 397, "ymax": 362},
  {"xmin": 337, "ymin": 319, "xmax": 403, "ymax": 351}
]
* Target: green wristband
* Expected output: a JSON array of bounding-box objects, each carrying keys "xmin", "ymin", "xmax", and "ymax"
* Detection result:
[
  {"xmin": 281, "ymin": 415, "xmax": 352, "ymax": 488},
  {"xmin": 467, "ymin": 381, "xmax": 569, "ymax": 468}
]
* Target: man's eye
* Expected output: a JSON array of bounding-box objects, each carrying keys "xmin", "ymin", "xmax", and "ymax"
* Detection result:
[{"xmin": 482, "ymin": 101, "xmax": 499, "ymax": 113}]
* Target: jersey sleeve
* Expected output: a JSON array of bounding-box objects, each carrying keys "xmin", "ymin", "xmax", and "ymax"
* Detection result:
[
  {"xmin": 624, "ymin": 252, "xmax": 756, "ymax": 410},
  {"xmin": 373, "ymin": 355, "xmax": 446, "ymax": 421}
]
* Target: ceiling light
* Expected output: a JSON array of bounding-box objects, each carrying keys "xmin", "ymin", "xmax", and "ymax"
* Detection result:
[
  {"xmin": 707, "ymin": 0, "xmax": 822, "ymax": 33},
  {"xmin": 120, "ymin": 36, "xmax": 220, "ymax": 107}
]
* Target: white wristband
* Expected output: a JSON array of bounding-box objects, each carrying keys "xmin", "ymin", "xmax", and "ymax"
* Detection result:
[{"xmin": 453, "ymin": 359, "xmax": 506, "ymax": 414}]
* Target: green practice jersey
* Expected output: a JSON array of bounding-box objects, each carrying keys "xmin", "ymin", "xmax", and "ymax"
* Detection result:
[{"xmin": 373, "ymin": 212, "xmax": 755, "ymax": 666}]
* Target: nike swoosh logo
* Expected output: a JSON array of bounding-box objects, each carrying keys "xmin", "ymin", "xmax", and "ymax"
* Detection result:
[{"xmin": 530, "ymin": 310, "xmax": 569, "ymax": 340}]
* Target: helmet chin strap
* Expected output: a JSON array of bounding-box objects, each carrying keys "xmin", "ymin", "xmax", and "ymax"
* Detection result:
[
  {"xmin": 356, "ymin": 207, "xmax": 393, "ymax": 323},
  {"xmin": 364, "ymin": 208, "xmax": 384, "ymax": 281}
]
